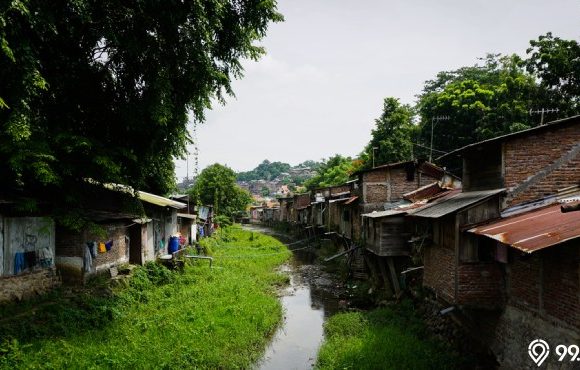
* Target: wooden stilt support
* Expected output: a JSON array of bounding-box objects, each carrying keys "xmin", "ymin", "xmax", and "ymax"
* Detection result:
[
  {"xmin": 364, "ymin": 254, "xmax": 382, "ymax": 288},
  {"xmin": 387, "ymin": 257, "xmax": 401, "ymax": 295},
  {"xmin": 378, "ymin": 257, "xmax": 394, "ymax": 297}
]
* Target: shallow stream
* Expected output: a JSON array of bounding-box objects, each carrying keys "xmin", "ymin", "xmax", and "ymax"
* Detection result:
[{"xmin": 243, "ymin": 225, "xmax": 343, "ymax": 370}]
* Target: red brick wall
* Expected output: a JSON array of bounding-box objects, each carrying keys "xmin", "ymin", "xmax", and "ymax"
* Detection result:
[
  {"xmin": 363, "ymin": 167, "xmax": 440, "ymax": 207},
  {"xmin": 509, "ymin": 254, "xmax": 541, "ymax": 310},
  {"xmin": 56, "ymin": 225, "xmax": 84, "ymax": 257},
  {"xmin": 390, "ymin": 168, "xmax": 440, "ymax": 200},
  {"xmin": 56, "ymin": 222, "xmax": 129, "ymax": 281},
  {"xmin": 542, "ymin": 243, "xmax": 579, "ymax": 328},
  {"xmin": 423, "ymin": 243, "xmax": 455, "ymax": 303},
  {"xmin": 508, "ymin": 242, "xmax": 579, "ymax": 329},
  {"xmin": 330, "ymin": 185, "xmax": 351, "ymax": 195},
  {"xmin": 363, "ymin": 169, "xmax": 388, "ymax": 183},
  {"xmin": 294, "ymin": 194, "xmax": 311, "ymax": 209},
  {"xmin": 457, "ymin": 263, "xmax": 504, "ymax": 308},
  {"xmin": 365, "ymin": 184, "xmax": 389, "ymax": 204},
  {"xmin": 504, "ymin": 123, "xmax": 580, "ymax": 206}
]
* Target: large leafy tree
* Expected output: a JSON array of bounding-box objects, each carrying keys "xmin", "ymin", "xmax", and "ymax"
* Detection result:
[
  {"xmin": 416, "ymin": 54, "xmax": 544, "ymax": 158},
  {"xmin": 0, "ymin": 1, "xmax": 281, "ymax": 209},
  {"xmin": 189, "ymin": 164, "xmax": 252, "ymax": 217},
  {"xmin": 525, "ymin": 32, "xmax": 580, "ymax": 115},
  {"xmin": 361, "ymin": 97, "xmax": 415, "ymax": 168}
]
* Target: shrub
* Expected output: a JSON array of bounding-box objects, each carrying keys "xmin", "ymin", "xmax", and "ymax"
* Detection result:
[{"xmin": 214, "ymin": 215, "xmax": 233, "ymax": 227}]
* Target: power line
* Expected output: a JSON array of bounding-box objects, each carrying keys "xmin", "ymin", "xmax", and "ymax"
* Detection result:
[
  {"xmin": 412, "ymin": 142, "xmax": 448, "ymax": 155},
  {"xmin": 430, "ymin": 116, "xmax": 450, "ymax": 162}
]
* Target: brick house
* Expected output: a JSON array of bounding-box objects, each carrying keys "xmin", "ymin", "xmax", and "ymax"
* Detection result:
[
  {"xmin": 326, "ymin": 182, "xmax": 356, "ymax": 233},
  {"xmin": 277, "ymin": 196, "xmax": 293, "ymax": 223},
  {"xmin": 354, "ymin": 160, "xmax": 446, "ymax": 214},
  {"xmin": 293, "ymin": 193, "xmax": 311, "ymax": 225},
  {"xmin": 410, "ymin": 189, "xmax": 506, "ymax": 307},
  {"xmin": 421, "ymin": 115, "xmax": 580, "ymax": 368},
  {"xmin": 56, "ymin": 186, "xmax": 186, "ymax": 283}
]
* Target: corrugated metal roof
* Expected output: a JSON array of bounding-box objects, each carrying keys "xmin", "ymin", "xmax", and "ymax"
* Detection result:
[
  {"xmin": 410, "ymin": 189, "xmax": 504, "ymax": 218},
  {"xmin": 99, "ymin": 181, "xmax": 187, "ymax": 209},
  {"xmin": 137, "ymin": 191, "xmax": 187, "ymax": 209},
  {"xmin": 403, "ymin": 182, "xmax": 442, "ymax": 202},
  {"xmin": 468, "ymin": 203, "xmax": 580, "ymax": 253},
  {"xmin": 362, "ymin": 210, "xmax": 406, "ymax": 218},
  {"xmin": 177, "ymin": 213, "xmax": 196, "ymax": 220}
]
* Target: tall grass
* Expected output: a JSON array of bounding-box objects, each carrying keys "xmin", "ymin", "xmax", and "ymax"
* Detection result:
[
  {"xmin": 0, "ymin": 225, "xmax": 291, "ymax": 369},
  {"xmin": 316, "ymin": 302, "xmax": 464, "ymax": 370}
]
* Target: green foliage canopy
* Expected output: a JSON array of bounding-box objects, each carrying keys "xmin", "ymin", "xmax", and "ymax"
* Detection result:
[
  {"xmin": 361, "ymin": 97, "xmax": 416, "ymax": 168},
  {"xmin": 416, "ymin": 54, "xmax": 545, "ymax": 157},
  {"xmin": 525, "ymin": 32, "xmax": 580, "ymax": 114},
  {"xmin": 189, "ymin": 164, "xmax": 252, "ymax": 217},
  {"xmin": 304, "ymin": 155, "xmax": 360, "ymax": 190},
  {"xmin": 0, "ymin": 0, "xmax": 282, "ymax": 205},
  {"xmin": 236, "ymin": 160, "xmax": 291, "ymax": 181}
]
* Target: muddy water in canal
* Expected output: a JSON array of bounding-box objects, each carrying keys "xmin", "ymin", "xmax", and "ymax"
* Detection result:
[{"xmin": 245, "ymin": 225, "xmax": 343, "ymax": 370}]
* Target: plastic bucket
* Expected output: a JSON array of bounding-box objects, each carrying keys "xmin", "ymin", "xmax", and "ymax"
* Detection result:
[{"xmin": 168, "ymin": 236, "xmax": 179, "ymax": 254}]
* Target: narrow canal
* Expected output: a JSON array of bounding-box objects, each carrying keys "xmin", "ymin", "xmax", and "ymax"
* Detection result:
[{"xmin": 243, "ymin": 225, "xmax": 343, "ymax": 370}]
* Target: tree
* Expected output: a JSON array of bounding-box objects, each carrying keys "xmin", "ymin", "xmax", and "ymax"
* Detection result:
[
  {"xmin": 361, "ymin": 97, "xmax": 415, "ymax": 168},
  {"xmin": 525, "ymin": 33, "xmax": 580, "ymax": 115},
  {"xmin": 416, "ymin": 54, "xmax": 544, "ymax": 158},
  {"xmin": 260, "ymin": 186, "xmax": 270, "ymax": 197},
  {"xmin": 0, "ymin": 1, "xmax": 281, "ymax": 218},
  {"xmin": 304, "ymin": 155, "xmax": 361, "ymax": 190},
  {"xmin": 189, "ymin": 164, "xmax": 252, "ymax": 218}
]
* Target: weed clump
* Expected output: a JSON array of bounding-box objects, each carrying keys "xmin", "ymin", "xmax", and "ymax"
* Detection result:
[{"xmin": 316, "ymin": 301, "xmax": 463, "ymax": 370}]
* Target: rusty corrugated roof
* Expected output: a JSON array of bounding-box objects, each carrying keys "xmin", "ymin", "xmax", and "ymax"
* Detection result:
[
  {"xmin": 403, "ymin": 182, "xmax": 446, "ymax": 202},
  {"xmin": 468, "ymin": 203, "xmax": 580, "ymax": 253}
]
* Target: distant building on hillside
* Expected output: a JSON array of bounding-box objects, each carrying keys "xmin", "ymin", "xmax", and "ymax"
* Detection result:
[{"xmin": 177, "ymin": 177, "xmax": 196, "ymax": 192}]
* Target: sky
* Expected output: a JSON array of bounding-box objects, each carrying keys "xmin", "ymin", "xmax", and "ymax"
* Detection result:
[{"xmin": 174, "ymin": 0, "xmax": 580, "ymax": 180}]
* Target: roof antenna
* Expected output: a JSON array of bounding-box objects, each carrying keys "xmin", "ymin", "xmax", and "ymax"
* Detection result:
[{"xmin": 529, "ymin": 108, "xmax": 559, "ymax": 125}]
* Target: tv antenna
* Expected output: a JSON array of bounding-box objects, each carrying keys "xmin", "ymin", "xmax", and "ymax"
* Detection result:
[
  {"xmin": 529, "ymin": 108, "xmax": 559, "ymax": 125},
  {"xmin": 192, "ymin": 122, "xmax": 199, "ymax": 177}
]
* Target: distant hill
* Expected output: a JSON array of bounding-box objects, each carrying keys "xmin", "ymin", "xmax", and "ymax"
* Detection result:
[
  {"xmin": 236, "ymin": 159, "xmax": 321, "ymax": 196},
  {"xmin": 236, "ymin": 160, "xmax": 320, "ymax": 184}
]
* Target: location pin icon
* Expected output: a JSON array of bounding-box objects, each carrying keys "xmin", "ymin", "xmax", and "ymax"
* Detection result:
[{"xmin": 528, "ymin": 339, "xmax": 550, "ymax": 367}]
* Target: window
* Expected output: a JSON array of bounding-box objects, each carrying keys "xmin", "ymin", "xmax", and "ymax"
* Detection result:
[{"xmin": 460, "ymin": 234, "xmax": 495, "ymax": 263}]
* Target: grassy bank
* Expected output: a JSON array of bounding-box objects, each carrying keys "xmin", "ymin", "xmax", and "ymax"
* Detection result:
[
  {"xmin": 0, "ymin": 225, "xmax": 291, "ymax": 369},
  {"xmin": 316, "ymin": 302, "xmax": 463, "ymax": 370}
]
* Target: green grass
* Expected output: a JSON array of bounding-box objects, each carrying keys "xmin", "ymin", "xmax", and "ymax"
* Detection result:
[
  {"xmin": 0, "ymin": 225, "xmax": 291, "ymax": 369},
  {"xmin": 315, "ymin": 301, "xmax": 463, "ymax": 370}
]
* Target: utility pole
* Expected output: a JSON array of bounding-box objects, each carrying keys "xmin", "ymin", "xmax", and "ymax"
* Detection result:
[
  {"xmin": 372, "ymin": 147, "xmax": 378, "ymax": 168},
  {"xmin": 430, "ymin": 116, "xmax": 450, "ymax": 162},
  {"xmin": 186, "ymin": 154, "xmax": 189, "ymax": 180},
  {"xmin": 529, "ymin": 108, "xmax": 559, "ymax": 125}
]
